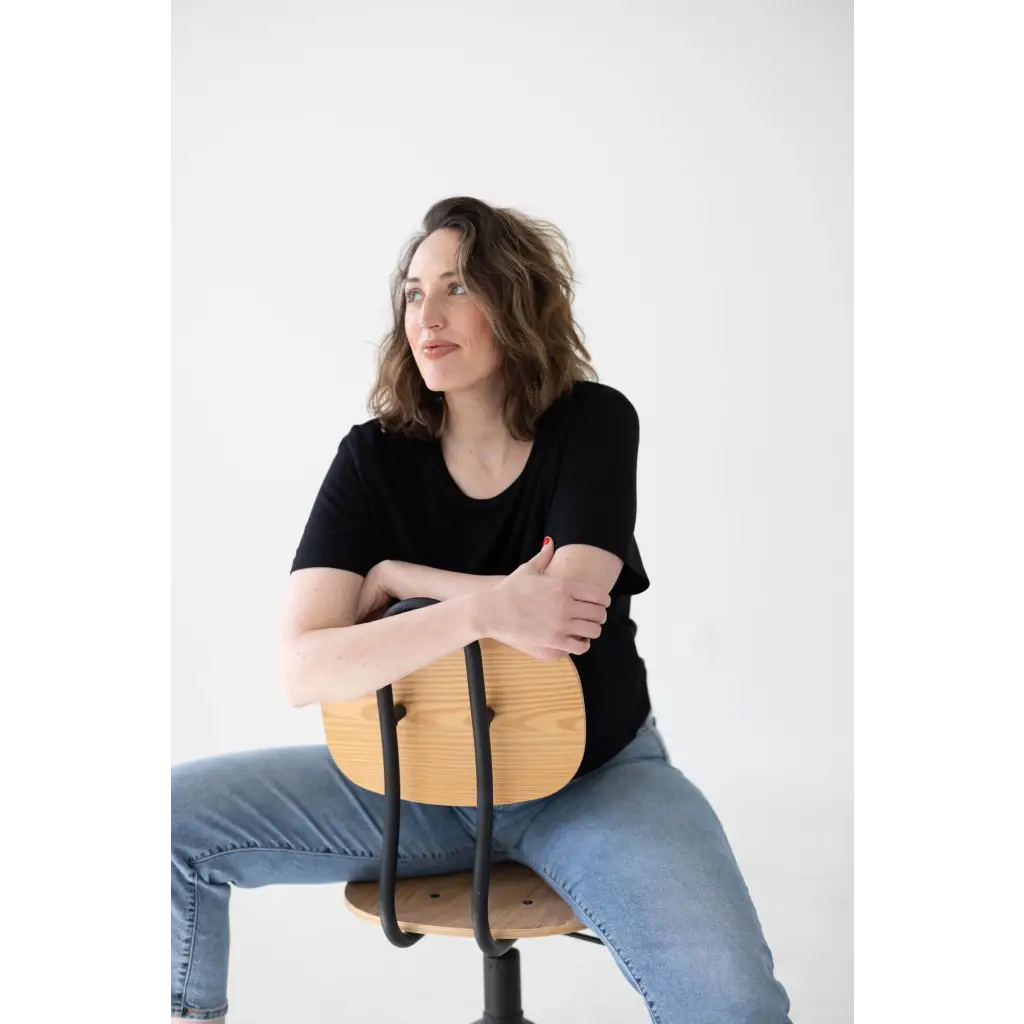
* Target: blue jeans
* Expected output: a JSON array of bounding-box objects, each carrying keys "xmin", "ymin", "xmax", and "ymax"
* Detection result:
[{"xmin": 171, "ymin": 715, "xmax": 791, "ymax": 1022}]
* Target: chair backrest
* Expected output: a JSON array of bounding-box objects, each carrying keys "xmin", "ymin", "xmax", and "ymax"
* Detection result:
[
  {"xmin": 321, "ymin": 598, "xmax": 586, "ymax": 954},
  {"xmin": 322, "ymin": 635, "xmax": 586, "ymax": 806}
]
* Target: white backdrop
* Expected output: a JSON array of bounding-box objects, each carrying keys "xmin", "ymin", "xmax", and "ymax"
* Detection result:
[{"xmin": 173, "ymin": 1, "xmax": 851, "ymax": 1020}]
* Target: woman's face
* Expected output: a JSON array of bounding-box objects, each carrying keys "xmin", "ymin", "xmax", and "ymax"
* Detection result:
[{"xmin": 404, "ymin": 228, "xmax": 501, "ymax": 395}]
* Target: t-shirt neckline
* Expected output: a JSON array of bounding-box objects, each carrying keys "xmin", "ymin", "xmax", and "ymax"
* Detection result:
[{"xmin": 432, "ymin": 431, "xmax": 541, "ymax": 506}]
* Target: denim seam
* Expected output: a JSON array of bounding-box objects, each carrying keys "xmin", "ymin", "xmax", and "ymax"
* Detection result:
[
  {"xmin": 187, "ymin": 843, "xmax": 471, "ymax": 868},
  {"xmin": 525, "ymin": 858, "xmax": 663, "ymax": 1024},
  {"xmin": 175, "ymin": 866, "xmax": 194, "ymax": 1016},
  {"xmin": 174, "ymin": 1003, "xmax": 230, "ymax": 1019},
  {"xmin": 173, "ymin": 1002, "xmax": 229, "ymax": 1021}
]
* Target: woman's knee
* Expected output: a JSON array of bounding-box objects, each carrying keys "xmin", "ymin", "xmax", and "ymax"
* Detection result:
[
  {"xmin": 170, "ymin": 746, "xmax": 357, "ymax": 872},
  {"xmin": 595, "ymin": 926, "xmax": 789, "ymax": 1023},
  {"xmin": 675, "ymin": 941, "xmax": 791, "ymax": 1023},
  {"xmin": 171, "ymin": 754, "xmax": 238, "ymax": 863}
]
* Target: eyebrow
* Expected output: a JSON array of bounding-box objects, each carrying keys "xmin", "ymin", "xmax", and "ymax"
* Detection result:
[{"xmin": 404, "ymin": 271, "xmax": 458, "ymax": 284}]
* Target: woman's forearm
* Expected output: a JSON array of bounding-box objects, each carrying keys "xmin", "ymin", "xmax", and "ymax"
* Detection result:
[
  {"xmin": 283, "ymin": 591, "xmax": 492, "ymax": 707},
  {"xmin": 378, "ymin": 559, "xmax": 563, "ymax": 664},
  {"xmin": 379, "ymin": 559, "xmax": 506, "ymax": 602}
]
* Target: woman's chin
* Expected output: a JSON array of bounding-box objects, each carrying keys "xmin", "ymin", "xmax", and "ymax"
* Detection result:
[
  {"xmin": 419, "ymin": 365, "xmax": 493, "ymax": 396},
  {"xmin": 420, "ymin": 374, "xmax": 449, "ymax": 393},
  {"xmin": 422, "ymin": 369, "xmax": 464, "ymax": 393}
]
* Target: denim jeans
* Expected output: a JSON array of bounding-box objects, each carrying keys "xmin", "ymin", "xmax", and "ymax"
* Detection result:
[{"xmin": 171, "ymin": 715, "xmax": 792, "ymax": 1022}]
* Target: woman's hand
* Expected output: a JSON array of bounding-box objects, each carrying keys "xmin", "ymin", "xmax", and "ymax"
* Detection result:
[{"xmin": 477, "ymin": 539, "xmax": 610, "ymax": 658}]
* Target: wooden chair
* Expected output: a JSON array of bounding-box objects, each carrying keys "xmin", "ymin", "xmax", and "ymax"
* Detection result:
[{"xmin": 321, "ymin": 597, "xmax": 603, "ymax": 1024}]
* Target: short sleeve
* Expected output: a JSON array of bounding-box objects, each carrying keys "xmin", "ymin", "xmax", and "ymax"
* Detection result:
[
  {"xmin": 290, "ymin": 428, "xmax": 379, "ymax": 577},
  {"xmin": 545, "ymin": 385, "xmax": 650, "ymax": 595}
]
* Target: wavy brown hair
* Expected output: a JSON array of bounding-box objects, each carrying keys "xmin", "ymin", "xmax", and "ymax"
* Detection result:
[{"xmin": 369, "ymin": 197, "xmax": 597, "ymax": 440}]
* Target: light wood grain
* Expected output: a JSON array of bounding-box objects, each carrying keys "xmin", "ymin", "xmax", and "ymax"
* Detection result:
[
  {"xmin": 344, "ymin": 863, "xmax": 584, "ymax": 939},
  {"xmin": 321, "ymin": 638, "xmax": 585, "ymax": 805}
]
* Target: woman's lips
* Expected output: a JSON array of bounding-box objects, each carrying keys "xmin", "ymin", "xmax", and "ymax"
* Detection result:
[{"xmin": 422, "ymin": 343, "xmax": 459, "ymax": 360}]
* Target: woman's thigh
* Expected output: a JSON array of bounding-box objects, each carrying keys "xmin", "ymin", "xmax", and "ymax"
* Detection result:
[
  {"xmin": 171, "ymin": 746, "xmax": 479, "ymax": 1019},
  {"xmin": 171, "ymin": 745, "xmax": 477, "ymax": 887},
  {"xmin": 510, "ymin": 724, "xmax": 791, "ymax": 1023}
]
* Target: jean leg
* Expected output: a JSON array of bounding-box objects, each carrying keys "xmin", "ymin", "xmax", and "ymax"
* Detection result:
[
  {"xmin": 508, "ymin": 723, "xmax": 792, "ymax": 1024},
  {"xmin": 171, "ymin": 745, "xmax": 476, "ymax": 1020}
]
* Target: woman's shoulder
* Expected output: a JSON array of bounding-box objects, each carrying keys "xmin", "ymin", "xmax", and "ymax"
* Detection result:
[
  {"xmin": 552, "ymin": 379, "xmax": 639, "ymax": 428},
  {"xmin": 340, "ymin": 415, "xmax": 419, "ymax": 448},
  {"xmin": 337, "ymin": 415, "xmax": 427, "ymax": 478},
  {"xmin": 567, "ymin": 378, "xmax": 636, "ymax": 407}
]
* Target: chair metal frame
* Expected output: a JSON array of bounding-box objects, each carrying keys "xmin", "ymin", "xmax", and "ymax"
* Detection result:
[{"xmin": 371, "ymin": 597, "xmax": 599, "ymax": 1024}]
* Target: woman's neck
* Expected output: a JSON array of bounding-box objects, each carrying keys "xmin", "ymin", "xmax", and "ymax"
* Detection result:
[{"xmin": 441, "ymin": 383, "xmax": 524, "ymax": 471}]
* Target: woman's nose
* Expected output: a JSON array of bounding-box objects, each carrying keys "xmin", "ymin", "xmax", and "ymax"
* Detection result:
[{"xmin": 418, "ymin": 298, "xmax": 445, "ymax": 328}]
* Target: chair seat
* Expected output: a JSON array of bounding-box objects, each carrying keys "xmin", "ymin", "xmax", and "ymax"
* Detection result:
[{"xmin": 344, "ymin": 862, "xmax": 584, "ymax": 939}]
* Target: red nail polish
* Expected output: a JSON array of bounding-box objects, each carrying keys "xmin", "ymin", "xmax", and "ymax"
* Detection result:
[{"xmin": 543, "ymin": 536, "xmax": 552, "ymax": 546}]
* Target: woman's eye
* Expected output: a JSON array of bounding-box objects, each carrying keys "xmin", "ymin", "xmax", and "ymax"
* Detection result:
[{"xmin": 405, "ymin": 282, "xmax": 466, "ymax": 303}]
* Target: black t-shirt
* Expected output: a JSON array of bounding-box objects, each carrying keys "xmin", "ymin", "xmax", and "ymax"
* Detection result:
[{"xmin": 290, "ymin": 379, "xmax": 651, "ymax": 776}]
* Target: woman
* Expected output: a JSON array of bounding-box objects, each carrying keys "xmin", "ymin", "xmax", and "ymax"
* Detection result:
[{"xmin": 171, "ymin": 197, "xmax": 792, "ymax": 1022}]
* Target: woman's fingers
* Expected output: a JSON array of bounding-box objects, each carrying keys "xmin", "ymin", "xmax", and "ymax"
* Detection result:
[
  {"xmin": 569, "ymin": 581, "xmax": 612, "ymax": 608},
  {"xmin": 569, "ymin": 597, "xmax": 609, "ymax": 624},
  {"xmin": 568, "ymin": 618, "xmax": 603, "ymax": 640}
]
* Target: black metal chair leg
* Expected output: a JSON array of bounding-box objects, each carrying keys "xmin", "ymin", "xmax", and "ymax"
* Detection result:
[
  {"xmin": 377, "ymin": 597, "xmax": 441, "ymax": 949},
  {"xmin": 464, "ymin": 640, "xmax": 516, "ymax": 959},
  {"xmin": 468, "ymin": 947, "xmax": 537, "ymax": 1024}
]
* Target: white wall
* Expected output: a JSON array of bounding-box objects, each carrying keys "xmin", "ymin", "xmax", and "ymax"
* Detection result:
[{"xmin": 173, "ymin": 1, "xmax": 851, "ymax": 1020}]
